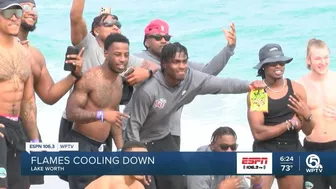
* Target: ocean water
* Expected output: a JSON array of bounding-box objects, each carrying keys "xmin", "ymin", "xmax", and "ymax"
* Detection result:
[{"xmin": 30, "ymin": 0, "xmax": 336, "ymax": 188}]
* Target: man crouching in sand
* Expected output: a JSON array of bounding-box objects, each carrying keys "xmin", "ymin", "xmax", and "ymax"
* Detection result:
[
  {"xmin": 65, "ymin": 33, "xmax": 130, "ymax": 189},
  {"xmin": 85, "ymin": 141, "xmax": 149, "ymax": 189}
]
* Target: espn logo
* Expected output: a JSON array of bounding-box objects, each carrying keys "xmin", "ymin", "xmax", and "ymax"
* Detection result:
[{"xmin": 236, "ymin": 153, "xmax": 273, "ymax": 174}]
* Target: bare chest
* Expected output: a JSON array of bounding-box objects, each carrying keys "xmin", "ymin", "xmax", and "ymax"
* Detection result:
[
  {"xmin": 0, "ymin": 49, "xmax": 31, "ymax": 82},
  {"xmin": 305, "ymin": 80, "xmax": 336, "ymax": 109},
  {"xmin": 90, "ymin": 77, "xmax": 123, "ymax": 108}
]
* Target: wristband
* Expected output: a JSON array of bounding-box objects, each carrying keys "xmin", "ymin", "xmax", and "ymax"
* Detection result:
[
  {"xmin": 285, "ymin": 120, "xmax": 291, "ymax": 130},
  {"xmin": 96, "ymin": 110, "xmax": 104, "ymax": 122},
  {"xmin": 290, "ymin": 119, "xmax": 299, "ymax": 130},
  {"xmin": 31, "ymin": 139, "xmax": 39, "ymax": 143},
  {"xmin": 253, "ymin": 180, "xmax": 263, "ymax": 188},
  {"xmin": 147, "ymin": 69, "xmax": 153, "ymax": 78}
]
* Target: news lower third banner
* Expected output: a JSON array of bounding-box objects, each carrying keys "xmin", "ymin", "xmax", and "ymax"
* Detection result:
[{"xmin": 21, "ymin": 142, "xmax": 333, "ymax": 176}]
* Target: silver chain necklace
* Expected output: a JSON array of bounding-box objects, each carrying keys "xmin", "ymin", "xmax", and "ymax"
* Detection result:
[{"xmin": 263, "ymin": 79, "xmax": 286, "ymax": 93}]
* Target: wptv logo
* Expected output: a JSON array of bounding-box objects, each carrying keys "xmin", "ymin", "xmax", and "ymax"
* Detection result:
[
  {"xmin": 236, "ymin": 153, "xmax": 273, "ymax": 174},
  {"xmin": 305, "ymin": 154, "xmax": 323, "ymax": 173}
]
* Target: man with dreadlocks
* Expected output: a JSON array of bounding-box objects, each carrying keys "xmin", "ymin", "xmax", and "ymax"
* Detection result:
[
  {"xmin": 123, "ymin": 19, "xmax": 237, "ymax": 151},
  {"xmin": 246, "ymin": 43, "xmax": 314, "ymax": 189},
  {"xmin": 125, "ymin": 42, "xmax": 265, "ymax": 189},
  {"xmin": 187, "ymin": 126, "xmax": 263, "ymax": 189},
  {"xmin": 58, "ymin": 0, "xmax": 159, "ymax": 151}
]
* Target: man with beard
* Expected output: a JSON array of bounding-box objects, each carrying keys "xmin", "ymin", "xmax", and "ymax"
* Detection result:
[
  {"xmin": 125, "ymin": 19, "xmax": 237, "ymax": 149},
  {"xmin": 18, "ymin": 0, "xmax": 84, "ymax": 106},
  {"xmin": 17, "ymin": 0, "xmax": 84, "ymax": 186},
  {"xmin": 65, "ymin": 33, "xmax": 131, "ymax": 189},
  {"xmin": 59, "ymin": 0, "xmax": 159, "ymax": 151},
  {"xmin": 0, "ymin": 0, "xmax": 39, "ymax": 188}
]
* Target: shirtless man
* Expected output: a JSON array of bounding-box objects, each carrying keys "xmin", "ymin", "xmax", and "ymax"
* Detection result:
[
  {"xmin": 18, "ymin": 0, "xmax": 84, "ymax": 105},
  {"xmin": 298, "ymin": 38, "xmax": 336, "ymax": 189},
  {"xmin": 17, "ymin": 1, "xmax": 84, "ymax": 186},
  {"xmin": 85, "ymin": 141, "xmax": 148, "ymax": 189},
  {"xmin": 0, "ymin": 0, "xmax": 38, "ymax": 188},
  {"xmin": 65, "ymin": 33, "xmax": 130, "ymax": 189},
  {"xmin": 59, "ymin": 0, "xmax": 158, "ymax": 151}
]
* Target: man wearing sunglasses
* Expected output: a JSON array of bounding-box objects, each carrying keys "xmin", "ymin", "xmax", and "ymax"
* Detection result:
[
  {"xmin": 0, "ymin": 0, "xmax": 39, "ymax": 188},
  {"xmin": 58, "ymin": 0, "xmax": 159, "ymax": 153},
  {"xmin": 16, "ymin": 0, "xmax": 85, "ymax": 186},
  {"xmin": 127, "ymin": 19, "xmax": 237, "ymax": 150},
  {"xmin": 187, "ymin": 127, "xmax": 263, "ymax": 189}
]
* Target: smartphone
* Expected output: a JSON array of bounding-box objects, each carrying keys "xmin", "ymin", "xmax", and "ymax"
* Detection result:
[
  {"xmin": 64, "ymin": 46, "xmax": 79, "ymax": 72},
  {"xmin": 100, "ymin": 7, "xmax": 111, "ymax": 15},
  {"xmin": 124, "ymin": 67, "xmax": 134, "ymax": 77}
]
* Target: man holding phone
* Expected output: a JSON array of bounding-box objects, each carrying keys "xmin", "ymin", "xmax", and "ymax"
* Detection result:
[
  {"xmin": 17, "ymin": 0, "xmax": 84, "ymax": 186},
  {"xmin": 59, "ymin": 0, "xmax": 159, "ymax": 150},
  {"xmin": 18, "ymin": 0, "xmax": 84, "ymax": 107}
]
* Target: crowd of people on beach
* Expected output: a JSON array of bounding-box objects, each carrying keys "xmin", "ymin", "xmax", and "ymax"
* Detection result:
[{"xmin": 0, "ymin": 0, "xmax": 335, "ymax": 189}]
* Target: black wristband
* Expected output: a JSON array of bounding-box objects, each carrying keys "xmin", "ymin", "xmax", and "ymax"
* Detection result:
[{"xmin": 148, "ymin": 69, "xmax": 153, "ymax": 78}]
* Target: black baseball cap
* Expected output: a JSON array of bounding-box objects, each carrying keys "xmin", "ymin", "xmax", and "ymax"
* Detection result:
[
  {"xmin": 253, "ymin": 43, "xmax": 293, "ymax": 70},
  {"xmin": 0, "ymin": 0, "xmax": 22, "ymax": 10}
]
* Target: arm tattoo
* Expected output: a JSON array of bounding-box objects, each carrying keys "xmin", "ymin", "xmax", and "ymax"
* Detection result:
[
  {"xmin": 20, "ymin": 97, "xmax": 38, "ymax": 140},
  {"xmin": 66, "ymin": 74, "xmax": 98, "ymax": 123}
]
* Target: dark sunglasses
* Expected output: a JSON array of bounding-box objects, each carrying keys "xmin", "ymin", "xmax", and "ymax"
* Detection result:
[
  {"xmin": 148, "ymin": 34, "xmax": 171, "ymax": 41},
  {"xmin": 1, "ymin": 9, "xmax": 23, "ymax": 19},
  {"xmin": 268, "ymin": 62, "xmax": 285, "ymax": 67},
  {"xmin": 102, "ymin": 20, "xmax": 121, "ymax": 29},
  {"xmin": 220, "ymin": 143, "xmax": 238, "ymax": 151}
]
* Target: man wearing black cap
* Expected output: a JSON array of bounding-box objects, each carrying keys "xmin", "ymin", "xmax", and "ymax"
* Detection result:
[
  {"xmin": 0, "ymin": 0, "xmax": 39, "ymax": 188},
  {"xmin": 246, "ymin": 43, "xmax": 314, "ymax": 189}
]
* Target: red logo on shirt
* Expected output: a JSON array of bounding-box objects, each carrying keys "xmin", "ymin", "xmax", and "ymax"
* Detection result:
[{"xmin": 154, "ymin": 98, "xmax": 166, "ymax": 109}]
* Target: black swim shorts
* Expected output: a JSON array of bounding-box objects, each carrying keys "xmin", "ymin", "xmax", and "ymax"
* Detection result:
[
  {"xmin": 303, "ymin": 139, "xmax": 336, "ymax": 189},
  {"xmin": 61, "ymin": 129, "xmax": 110, "ymax": 189},
  {"xmin": 253, "ymin": 139, "xmax": 304, "ymax": 179},
  {"xmin": 0, "ymin": 116, "xmax": 30, "ymax": 189},
  {"xmin": 21, "ymin": 119, "xmax": 45, "ymax": 185},
  {"xmin": 58, "ymin": 117, "xmax": 113, "ymax": 150}
]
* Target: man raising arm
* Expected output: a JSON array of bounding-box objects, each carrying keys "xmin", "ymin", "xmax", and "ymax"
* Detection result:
[
  {"xmin": 125, "ymin": 42, "xmax": 264, "ymax": 189},
  {"xmin": 58, "ymin": 0, "xmax": 159, "ymax": 149},
  {"xmin": 18, "ymin": 0, "xmax": 84, "ymax": 105}
]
